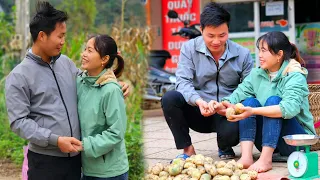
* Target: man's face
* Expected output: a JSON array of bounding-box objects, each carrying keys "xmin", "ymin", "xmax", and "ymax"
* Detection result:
[
  {"xmin": 201, "ymin": 23, "xmax": 229, "ymax": 55},
  {"xmin": 41, "ymin": 22, "xmax": 66, "ymax": 57}
]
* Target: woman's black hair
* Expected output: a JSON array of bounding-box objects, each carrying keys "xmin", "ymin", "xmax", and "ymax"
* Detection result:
[
  {"xmin": 90, "ymin": 35, "xmax": 124, "ymax": 78},
  {"xmin": 256, "ymin": 31, "xmax": 305, "ymax": 65}
]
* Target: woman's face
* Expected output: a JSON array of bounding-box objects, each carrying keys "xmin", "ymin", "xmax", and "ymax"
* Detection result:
[
  {"xmin": 258, "ymin": 40, "xmax": 282, "ymax": 72},
  {"xmin": 81, "ymin": 38, "xmax": 105, "ymax": 75}
]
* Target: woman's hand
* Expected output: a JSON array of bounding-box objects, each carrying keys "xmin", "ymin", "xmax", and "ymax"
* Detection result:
[
  {"xmin": 228, "ymin": 106, "xmax": 254, "ymax": 122},
  {"xmin": 208, "ymin": 101, "xmax": 232, "ymax": 116}
]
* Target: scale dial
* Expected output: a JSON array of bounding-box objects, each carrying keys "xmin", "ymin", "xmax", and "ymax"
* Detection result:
[{"xmin": 287, "ymin": 151, "xmax": 308, "ymax": 177}]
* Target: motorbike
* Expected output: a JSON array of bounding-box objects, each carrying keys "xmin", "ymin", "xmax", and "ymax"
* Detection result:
[
  {"xmin": 144, "ymin": 50, "xmax": 175, "ymax": 103},
  {"xmin": 143, "ymin": 10, "xmax": 201, "ymax": 109}
]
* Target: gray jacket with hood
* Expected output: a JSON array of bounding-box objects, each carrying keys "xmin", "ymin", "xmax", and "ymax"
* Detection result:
[{"xmin": 5, "ymin": 49, "xmax": 81, "ymax": 157}]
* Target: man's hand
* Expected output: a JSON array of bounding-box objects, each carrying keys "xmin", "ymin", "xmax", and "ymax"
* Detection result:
[
  {"xmin": 196, "ymin": 99, "xmax": 215, "ymax": 117},
  {"xmin": 57, "ymin": 137, "xmax": 82, "ymax": 153},
  {"xmin": 119, "ymin": 81, "xmax": 130, "ymax": 98},
  {"xmin": 208, "ymin": 100, "xmax": 218, "ymax": 113}
]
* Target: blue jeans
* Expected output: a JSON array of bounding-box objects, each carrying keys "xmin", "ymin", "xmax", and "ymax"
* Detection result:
[
  {"xmin": 239, "ymin": 96, "xmax": 307, "ymax": 156},
  {"xmin": 82, "ymin": 172, "xmax": 128, "ymax": 180}
]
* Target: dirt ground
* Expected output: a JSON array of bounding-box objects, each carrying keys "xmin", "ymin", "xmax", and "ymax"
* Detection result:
[{"xmin": 0, "ymin": 159, "xmax": 21, "ymax": 180}]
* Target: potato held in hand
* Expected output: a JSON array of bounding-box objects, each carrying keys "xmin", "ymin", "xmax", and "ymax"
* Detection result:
[
  {"xmin": 226, "ymin": 107, "xmax": 236, "ymax": 120},
  {"xmin": 234, "ymin": 103, "xmax": 245, "ymax": 114}
]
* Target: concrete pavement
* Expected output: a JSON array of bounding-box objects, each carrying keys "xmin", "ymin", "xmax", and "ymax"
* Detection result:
[{"xmin": 142, "ymin": 109, "xmax": 320, "ymax": 178}]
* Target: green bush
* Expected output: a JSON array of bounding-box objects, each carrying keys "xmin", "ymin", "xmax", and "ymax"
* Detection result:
[{"xmin": 125, "ymin": 85, "xmax": 144, "ymax": 179}]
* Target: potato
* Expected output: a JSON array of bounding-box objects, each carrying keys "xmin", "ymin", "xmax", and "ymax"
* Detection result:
[
  {"xmin": 197, "ymin": 165, "xmax": 206, "ymax": 174},
  {"xmin": 224, "ymin": 162, "xmax": 235, "ymax": 171},
  {"xmin": 173, "ymin": 176, "xmax": 182, "ymax": 180},
  {"xmin": 189, "ymin": 155, "xmax": 196, "ymax": 163},
  {"xmin": 191, "ymin": 168, "xmax": 202, "ymax": 179},
  {"xmin": 145, "ymin": 174, "xmax": 160, "ymax": 180},
  {"xmin": 216, "ymin": 175, "xmax": 231, "ymax": 180},
  {"xmin": 187, "ymin": 167, "xmax": 197, "ymax": 176},
  {"xmin": 231, "ymin": 175, "xmax": 240, "ymax": 180},
  {"xmin": 215, "ymin": 161, "xmax": 226, "ymax": 168},
  {"xmin": 248, "ymin": 170, "xmax": 258, "ymax": 179},
  {"xmin": 168, "ymin": 164, "xmax": 183, "ymax": 176},
  {"xmin": 234, "ymin": 103, "xmax": 245, "ymax": 114},
  {"xmin": 208, "ymin": 166, "xmax": 218, "ymax": 176},
  {"xmin": 172, "ymin": 158, "xmax": 185, "ymax": 167},
  {"xmin": 175, "ymin": 174, "xmax": 188, "ymax": 180},
  {"xmin": 159, "ymin": 171, "xmax": 169, "ymax": 178},
  {"xmin": 227, "ymin": 159, "xmax": 237, "ymax": 165},
  {"xmin": 186, "ymin": 157, "xmax": 194, "ymax": 163},
  {"xmin": 204, "ymin": 163, "xmax": 214, "ymax": 173},
  {"xmin": 194, "ymin": 154, "xmax": 205, "ymax": 166},
  {"xmin": 152, "ymin": 165, "xmax": 162, "ymax": 175},
  {"xmin": 181, "ymin": 168, "xmax": 189, "ymax": 174},
  {"xmin": 217, "ymin": 168, "xmax": 233, "ymax": 176},
  {"xmin": 147, "ymin": 166, "xmax": 153, "ymax": 174},
  {"xmin": 226, "ymin": 107, "xmax": 236, "ymax": 120},
  {"xmin": 182, "ymin": 178, "xmax": 192, "ymax": 180},
  {"xmin": 235, "ymin": 163, "xmax": 243, "ymax": 170},
  {"xmin": 240, "ymin": 174, "xmax": 251, "ymax": 180},
  {"xmin": 200, "ymin": 173, "xmax": 212, "ymax": 180},
  {"xmin": 164, "ymin": 164, "xmax": 170, "ymax": 172},
  {"xmin": 204, "ymin": 157, "xmax": 214, "ymax": 164},
  {"xmin": 159, "ymin": 176, "xmax": 167, "ymax": 180},
  {"xmin": 184, "ymin": 162, "xmax": 196, "ymax": 169},
  {"xmin": 241, "ymin": 169, "xmax": 249, "ymax": 174},
  {"xmin": 212, "ymin": 175, "xmax": 222, "ymax": 180},
  {"xmin": 233, "ymin": 169, "xmax": 242, "ymax": 176}
]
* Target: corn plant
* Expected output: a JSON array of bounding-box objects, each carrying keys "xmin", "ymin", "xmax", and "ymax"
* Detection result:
[{"xmin": 111, "ymin": 26, "xmax": 152, "ymax": 180}]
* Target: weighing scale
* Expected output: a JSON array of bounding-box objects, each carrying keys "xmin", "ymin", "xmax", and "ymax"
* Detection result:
[{"xmin": 283, "ymin": 134, "xmax": 320, "ymax": 180}]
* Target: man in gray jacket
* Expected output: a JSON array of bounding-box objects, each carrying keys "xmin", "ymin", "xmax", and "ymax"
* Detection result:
[
  {"xmin": 161, "ymin": 2, "xmax": 254, "ymax": 160},
  {"xmin": 5, "ymin": 2, "xmax": 128, "ymax": 180}
]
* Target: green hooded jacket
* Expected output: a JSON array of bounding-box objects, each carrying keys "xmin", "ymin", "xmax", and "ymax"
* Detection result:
[
  {"xmin": 77, "ymin": 69, "xmax": 129, "ymax": 178},
  {"xmin": 223, "ymin": 59, "xmax": 316, "ymax": 135}
]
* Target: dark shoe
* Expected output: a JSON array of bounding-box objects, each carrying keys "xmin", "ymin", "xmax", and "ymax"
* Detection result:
[{"xmin": 218, "ymin": 148, "xmax": 235, "ymax": 160}]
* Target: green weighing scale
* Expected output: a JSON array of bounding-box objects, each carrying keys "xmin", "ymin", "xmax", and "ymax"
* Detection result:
[{"xmin": 283, "ymin": 134, "xmax": 320, "ymax": 180}]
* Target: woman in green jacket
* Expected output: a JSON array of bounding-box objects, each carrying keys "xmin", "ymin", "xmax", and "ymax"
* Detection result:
[
  {"xmin": 208, "ymin": 31, "xmax": 316, "ymax": 173},
  {"xmin": 77, "ymin": 35, "xmax": 128, "ymax": 180}
]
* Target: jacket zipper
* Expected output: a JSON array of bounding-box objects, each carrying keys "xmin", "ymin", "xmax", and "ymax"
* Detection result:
[
  {"xmin": 47, "ymin": 63, "xmax": 73, "ymax": 157},
  {"xmin": 216, "ymin": 64, "xmax": 220, "ymax": 102}
]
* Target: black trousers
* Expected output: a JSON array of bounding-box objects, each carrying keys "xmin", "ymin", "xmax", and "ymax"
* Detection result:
[
  {"xmin": 161, "ymin": 91, "xmax": 239, "ymax": 150},
  {"xmin": 27, "ymin": 150, "xmax": 81, "ymax": 180}
]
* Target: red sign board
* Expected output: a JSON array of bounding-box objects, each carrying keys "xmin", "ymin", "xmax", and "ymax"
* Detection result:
[{"xmin": 161, "ymin": 0, "xmax": 200, "ymax": 73}]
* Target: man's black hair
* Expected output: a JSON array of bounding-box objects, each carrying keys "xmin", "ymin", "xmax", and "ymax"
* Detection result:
[
  {"xmin": 29, "ymin": 1, "xmax": 68, "ymax": 42},
  {"xmin": 200, "ymin": 2, "xmax": 230, "ymax": 29}
]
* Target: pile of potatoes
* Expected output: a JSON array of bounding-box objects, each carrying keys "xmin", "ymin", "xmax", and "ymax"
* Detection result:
[
  {"xmin": 144, "ymin": 154, "xmax": 257, "ymax": 180},
  {"xmin": 225, "ymin": 103, "xmax": 245, "ymax": 120}
]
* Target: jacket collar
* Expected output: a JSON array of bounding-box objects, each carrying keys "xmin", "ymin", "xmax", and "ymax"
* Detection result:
[
  {"xmin": 26, "ymin": 48, "xmax": 61, "ymax": 66},
  {"xmin": 80, "ymin": 69, "xmax": 117, "ymax": 87},
  {"xmin": 257, "ymin": 59, "xmax": 307, "ymax": 81},
  {"xmin": 195, "ymin": 37, "xmax": 239, "ymax": 61}
]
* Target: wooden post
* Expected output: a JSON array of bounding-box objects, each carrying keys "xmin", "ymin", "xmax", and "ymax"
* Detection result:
[{"xmin": 15, "ymin": 0, "xmax": 30, "ymax": 60}]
